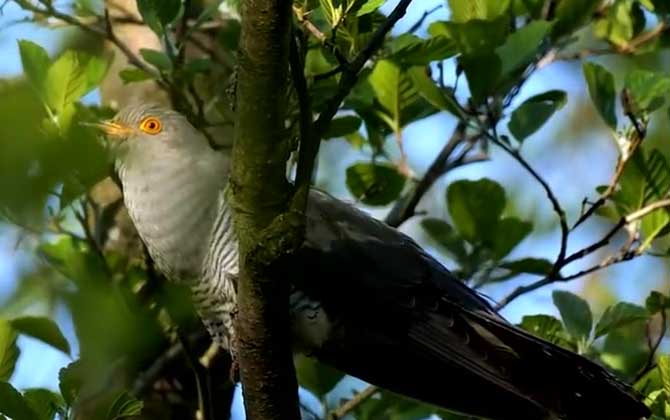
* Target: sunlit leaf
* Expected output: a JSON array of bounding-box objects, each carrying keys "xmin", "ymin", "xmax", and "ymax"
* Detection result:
[
  {"xmin": 518, "ymin": 314, "xmax": 574, "ymax": 349},
  {"xmin": 594, "ymin": 302, "xmax": 649, "ymax": 339},
  {"xmin": 496, "ymin": 21, "xmax": 553, "ymax": 78},
  {"xmin": 389, "ymin": 35, "xmax": 458, "ymax": 66},
  {"xmin": 17, "ymin": 40, "xmax": 50, "ymax": 100},
  {"xmin": 0, "ymin": 320, "xmax": 19, "ymax": 382},
  {"xmin": 406, "ymin": 66, "xmax": 465, "ymax": 119},
  {"xmin": 45, "ymin": 51, "xmax": 89, "ymax": 115},
  {"xmin": 593, "ymin": 0, "xmax": 635, "ymax": 47},
  {"xmin": 139, "ymin": 49, "xmax": 172, "ymax": 72},
  {"xmin": 447, "ymin": 0, "xmax": 511, "ymax": 22},
  {"xmin": 552, "ymin": 290, "xmax": 593, "ymax": 342},
  {"xmin": 11, "ymin": 316, "xmax": 70, "ymax": 355},
  {"xmin": 119, "ymin": 68, "xmax": 153, "ymax": 84},
  {"xmin": 624, "ymin": 70, "xmax": 670, "ymax": 114},
  {"xmin": 355, "ymin": 0, "xmax": 385, "ymax": 16}
]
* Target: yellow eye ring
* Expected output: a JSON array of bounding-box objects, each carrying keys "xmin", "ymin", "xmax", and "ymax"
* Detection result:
[{"xmin": 139, "ymin": 116, "xmax": 162, "ymax": 135}]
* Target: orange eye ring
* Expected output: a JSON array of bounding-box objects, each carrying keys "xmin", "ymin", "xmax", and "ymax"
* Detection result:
[{"xmin": 139, "ymin": 116, "xmax": 162, "ymax": 135}]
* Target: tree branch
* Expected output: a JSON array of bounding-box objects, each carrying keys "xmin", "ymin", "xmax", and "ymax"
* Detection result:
[
  {"xmin": 385, "ymin": 122, "xmax": 467, "ymax": 227},
  {"xmin": 229, "ymin": 0, "xmax": 301, "ymax": 418},
  {"xmin": 328, "ymin": 386, "xmax": 379, "ymax": 420}
]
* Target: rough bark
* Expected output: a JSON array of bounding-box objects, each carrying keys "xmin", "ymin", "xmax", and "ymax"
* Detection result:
[{"xmin": 229, "ymin": 0, "xmax": 301, "ymax": 418}]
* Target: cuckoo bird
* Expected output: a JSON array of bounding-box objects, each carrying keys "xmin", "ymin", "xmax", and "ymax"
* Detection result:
[{"xmin": 94, "ymin": 103, "xmax": 650, "ymax": 420}]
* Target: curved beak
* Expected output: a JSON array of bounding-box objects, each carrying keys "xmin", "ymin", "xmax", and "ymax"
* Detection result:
[{"xmin": 81, "ymin": 120, "xmax": 132, "ymax": 140}]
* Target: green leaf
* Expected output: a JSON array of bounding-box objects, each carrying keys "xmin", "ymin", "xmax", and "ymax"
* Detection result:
[
  {"xmin": 645, "ymin": 291, "xmax": 670, "ymax": 314},
  {"xmin": 136, "ymin": 0, "xmax": 182, "ymax": 35},
  {"xmin": 18, "ymin": 40, "xmax": 50, "ymax": 99},
  {"xmin": 499, "ymin": 258, "xmax": 553, "ymax": 275},
  {"xmin": 45, "ymin": 51, "xmax": 89, "ymax": 115},
  {"xmin": 518, "ymin": 314, "xmax": 573, "ymax": 348},
  {"xmin": 0, "ymin": 382, "xmax": 39, "ymax": 420},
  {"xmin": 389, "ymin": 34, "xmax": 458, "ymax": 66},
  {"xmin": 496, "ymin": 21, "xmax": 552, "ymax": 78},
  {"xmin": 508, "ymin": 90, "xmax": 567, "ymax": 141},
  {"xmin": 294, "ymin": 354, "xmax": 344, "ymax": 397},
  {"xmin": 447, "ymin": 0, "xmax": 511, "ymax": 22},
  {"xmin": 624, "ymin": 70, "xmax": 670, "ymax": 114},
  {"xmin": 59, "ymin": 361, "xmax": 84, "ymax": 406},
  {"xmin": 345, "ymin": 162, "xmax": 406, "ymax": 206},
  {"xmin": 11, "ymin": 316, "xmax": 70, "ymax": 355},
  {"xmin": 460, "ymin": 53, "xmax": 502, "ymax": 105},
  {"xmin": 447, "ymin": 178, "xmax": 505, "ymax": 243},
  {"xmin": 83, "ymin": 54, "xmax": 112, "ymax": 92},
  {"xmin": 105, "ymin": 391, "xmax": 143, "ymax": 420},
  {"xmin": 323, "ymin": 116, "xmax": 362, "ymax": 139},
  {"xmin": 583, "ymin": 62, "xmax": 618, "ymax": 129},
  {"xmin": 139, "ymin": 49, "xmax": 172, "ymax": 72},
  {"xmin": 552, "ymin": 0, "xmax": 601, "ymax": 38},
  {"xmin": 429, "ymin": 17, "xmax": 509, "ymax": 55},
  {"xmin": 420, "ymin": 218, "xmax": 468, "ymax": 261},
  {"xmin": 119, "ymin": 68, "xmax": 153, "ymax": 84},
  {"xmin": 491, "ymin": 217, "xmax": 533, "ymax": 259},
  {"xmin": 593, "ymin": 0, "xmax": 635, "ymax": 47},
  {"xmin": 23, "ymin": 389, "xmax": 63, "ymax": 420},
  {"xmin": 368, "ymin": 60, "xmax": 404, "ymax": 131},
  {"xmin": 0, "ymin": 320, "xmax": 19, "ymax": 381},
  {"xmin": 406, "ymin": 66, "xmax": 465, "ymax": 119},
  {"xmin": 552, "ymin": 290, "xmax": 593, "ymax": 342},
  {"xmin": 594, "ymin": 302, "xmax": 649, "ymax": 339},
  {"xmin": 355, "ymin": 0, "xmax": 385, "ymax": 16},
  {"xmin": 659, "ymin": 355, "xmax": 670, "ymax": 398}
]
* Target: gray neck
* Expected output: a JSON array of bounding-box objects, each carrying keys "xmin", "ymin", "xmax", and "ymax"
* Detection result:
[{"xmin": 118, "ymin": 149, "xmax": 226, "ymax": 282}]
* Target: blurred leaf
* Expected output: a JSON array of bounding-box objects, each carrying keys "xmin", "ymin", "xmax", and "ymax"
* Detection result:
[
  {"xmin": 518, "ymin": 314, "xmax": 574, "ymax": 348},
  {"xmin": 324, "ymin": 116, "xmax": 362, "ymax": 139},
  {"xmin": 136, "ymin": 0, "xmax": 182, "ymax": 35},
  {"xmin": 460, "ymin": 53, "xmax": 502, "ymax": 105},
  {"xmin": 508, "ymin": 90, "xmax": 567, "ymax": 141},
  {"xmin": 429, "ymin": 17, "xmax": 509, "ymax": 55},
  {"xmin": 294, "ymin": 355, "xmax": 344, "ymax": 397},
  {"xmin": 0, "ymin": 320, "xmax": 19, "ymax": 381},
  {"xmin": 660, "ymin": 355, "xmax": 670, "ymax": 395},
  {"xmin": 583, "ymin": 62, "xmax": 618, "ymax": 129},
  {"xmin": 355, "ymin": 0, "xmax": 384, "ymax": 16},
  {"xmin": 389, "ymin": 35, "xmax": 458, "ymax": 66},
  {"xmin": 646, "ymin": 291, "xmax": 670, "ymax": 314},
  {"xmin": 447, "ymin": 0, "xmax": 511, "ymax": 22},
  {"xmin": 218, "ymin": 18, "xmax": 241, "ymax": 51},
  {"xmin": 119, "ymin": 68, "xmax": 153, "ymax": 84},
  {"xmin": 594, "ymin": 302, "xmax": 649, "ymax": 339},
  {"xmin": 624, "ymin": 70, "xmax": 670, "ymax": 114},
  {"xmin": 421, "ymin": 218, "xmax": 468, "ymax": 261},
  {"xmin": 23, "ymin": 389, "xmax": 63, "ymax": 420},
  {"xmin": 496, "ymin": 21, "xmax": 552, "ymax": 78},
  {"xmin": 139, "ymin": 49, "xmax": 172, "ymax": 72},
  {"xmin": 552, "ymin": 290, "xmax": 593, "ymax": 342},
  {"xmin": 520, "ymin": 0, "xmax": 545, "ymax": 18},
  {"xmin": 11, "ymin": 316, "xmax": 70, "ymax": 355},
  {"xmin": 105, "ymin": 391, "xmax": 143, "ymax": 420},
  {"xmin": 499, "ymin": 258, "xmax": 553, "ymax": 275},
  {"xmin": 447, "ymin": 178, "xmax": 505, "ymax": 243},
  {"xmin": 491, "ymin": 217, "xmax": 532, "ymax": 259},
  {"xmin": 552, "ymin": 0, "xmax": 601, "ymax": 38},
  {"xmin": 0, "ymin": 382, "xmax": 38, "ymax": 420},
  {"xmin": 368, "ymin": 60, "xmax": 420, "ymax": 131},
  {"xmin": 17, "ymin": 40, "xmax": 50, "ymax": 100},
  {"xmin": 594, "ymin": 0, "xmax": 635, "ymax": 47},
  {"xmin": 59, "ymin": 361, "xmax": 84, "ymax": 406},
  {"xmin": 345, "ymin": 162, "xmax": 406, "ymax": 206},
  {"xmin": 83, "ymin": 53, "xmax": 112, "ymax": 92},
  {"xmin": 406, "ymin": 66, "xmax": 465, "ymax": 119}
]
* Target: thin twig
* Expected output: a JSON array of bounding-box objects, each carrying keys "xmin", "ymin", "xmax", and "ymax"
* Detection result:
[
  {"xmin": 313, "ymin": 0, "xmax": 415, "ymax": 138},
  {"xmin": 328, "ymin": 386, "xmax": 379, "ymax": 420},
  {"xmin": 408, "ymin": 5, "xmax": 442, "ymax": 34},
  {"xmin": 385, "ymin": 122, "xmax": 467, "ymax": 227}
]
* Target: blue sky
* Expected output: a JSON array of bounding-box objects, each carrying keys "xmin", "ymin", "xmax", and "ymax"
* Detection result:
[{"xmin": 0, "ymin": 0, "xmax": 667, "ymax": 418}]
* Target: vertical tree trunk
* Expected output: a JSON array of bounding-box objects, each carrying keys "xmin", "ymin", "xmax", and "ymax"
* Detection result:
[{"xmin": 230, "ymin": 0, "xmax": 301, "ymax": 418}]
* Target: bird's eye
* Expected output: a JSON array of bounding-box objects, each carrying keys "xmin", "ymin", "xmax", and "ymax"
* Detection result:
[{"xmin": 139, "ymin": 116, "xmax": 162, "ymax": 135}]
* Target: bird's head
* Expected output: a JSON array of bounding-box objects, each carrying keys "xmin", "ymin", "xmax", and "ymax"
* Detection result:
[{"xmin": 90, "ymin": 103, "xmax": 212, "ymax": 167}]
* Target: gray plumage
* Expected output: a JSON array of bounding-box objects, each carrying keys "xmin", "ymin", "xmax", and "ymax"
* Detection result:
[{"xmin": 99, "ymin": 103, "xmax": 650, "ymax": 420}]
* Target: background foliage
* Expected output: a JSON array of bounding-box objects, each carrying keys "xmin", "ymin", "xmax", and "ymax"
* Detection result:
[{"xmin": 0, "ymin": 0, "xmax": 668, "ymax": 419}]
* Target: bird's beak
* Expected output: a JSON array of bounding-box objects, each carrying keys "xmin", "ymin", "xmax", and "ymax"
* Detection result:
[{"xmin": 82, "ymin": 120, "xmax": 132, "ymax": 140}]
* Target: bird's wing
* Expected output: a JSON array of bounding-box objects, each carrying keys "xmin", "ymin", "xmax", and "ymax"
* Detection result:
[{"xmin": 285, "ymin": 189, "xmax": 649, "ymax": 420}]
